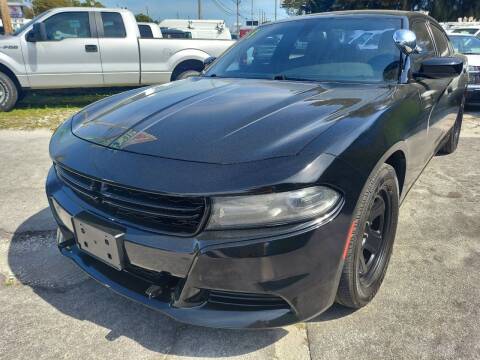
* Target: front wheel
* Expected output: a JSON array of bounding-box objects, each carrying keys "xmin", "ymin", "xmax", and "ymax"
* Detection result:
[
  {"xmin": 174, "ymin": 70, "xmax": 201, "ymax": 81},
  {"xmin": 0, "ymin": 72, "xmax": 19, "ymax": 112},
  {"xmin": 336, "ymin": 163, "xmax": 399, "ymax": 308}
]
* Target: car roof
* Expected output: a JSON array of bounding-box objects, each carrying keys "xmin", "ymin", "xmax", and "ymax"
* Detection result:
[
  {"xmin": 272, "ymin": 10, "xmax": 442, "ymax": 28},
  {"xmin": 49, "ymin": 7, "xmax": 130, "ymax": 13}
]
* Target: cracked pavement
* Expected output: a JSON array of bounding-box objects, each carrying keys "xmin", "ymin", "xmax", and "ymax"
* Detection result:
[{"xmin": 0, "ymin": 113, "xmax": 479, "ymax": 360}]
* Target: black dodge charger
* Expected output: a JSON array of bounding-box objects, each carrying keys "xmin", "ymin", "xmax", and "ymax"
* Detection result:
[{"xmin": 46, "ymin": 11, "xmax": 467, "ymax": 328}]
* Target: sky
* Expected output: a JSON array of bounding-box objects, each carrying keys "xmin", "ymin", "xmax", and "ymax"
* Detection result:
[{"xmin": 102, "ymin": 0, "xmax": 288, "ymax": 27}]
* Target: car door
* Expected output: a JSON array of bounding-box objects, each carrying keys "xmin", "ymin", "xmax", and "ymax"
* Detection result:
[
  {"xmin": 22, "ymin": 11, "xmax": 103, "ymax": 88},
  {"xmin": 95, "ymin": 11, "xmax": 140, "ymax": 85},
  {"xmin": 405, "ymin": 20, "xmax": 439, "ymax": 171},
  {"xmin": 428, "ymin": 23, "xmax": 462, "ymax": 137}
]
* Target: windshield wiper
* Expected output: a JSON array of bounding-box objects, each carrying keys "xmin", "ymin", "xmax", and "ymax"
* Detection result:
[{"xmin": 273, "ymin": 74, "xmax": 314, "ymax": 82}]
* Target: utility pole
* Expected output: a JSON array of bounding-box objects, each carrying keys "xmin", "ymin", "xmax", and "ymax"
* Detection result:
[
  {"xmin": 236, "ymin": 0, "xmax": 240, "ymax": 36},
  {"xmin": 0, "ymin": 0, "xmax": 13, "ymax": 35},
  {"xmin": 251, "ymin": 0, "xmax": 253, "ymax": 22},
  {"xmin": 198, "ymin": 0, "xmax": 202, "ymax": 19},
  {"xmin": 274, "ymin": 0, "xmax": 277, "ymax": 21}
]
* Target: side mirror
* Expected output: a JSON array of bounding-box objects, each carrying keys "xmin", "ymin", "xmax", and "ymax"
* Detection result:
[
  {"xmin": 415, "ymin": 56, "xmax": 464, "ymax": 79},
  {"xmin": 26, "ymin": 23, "xmax": 47, "ymax": 42},
  {"xmin": 393, "ymin": 29, "xmax": 420, "ymax": 56},
  {"xmin": 203, "ymin": 56, "xmax": 216, "ymax": 69}
]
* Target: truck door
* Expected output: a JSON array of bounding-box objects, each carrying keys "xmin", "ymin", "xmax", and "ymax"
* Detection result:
[
  {"xmin": 95, "ymin": 11, "xmax": 140, "ymax": 85},
  {"xmin": 22, "ymin": 11, "xmax": 103, "ymax": 88}
]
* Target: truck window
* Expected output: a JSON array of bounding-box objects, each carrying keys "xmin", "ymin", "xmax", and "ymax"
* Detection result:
[
  {"xmin": 101, "ymin": 12, "xmax": 126, "ymax": 38},
  {"xmin": 43, "ymin": 12, "xmax": 91, "ymax": 41},
  {"xmin": 139, "ymin": 24, "xmax": 154, "ymax": 39}
]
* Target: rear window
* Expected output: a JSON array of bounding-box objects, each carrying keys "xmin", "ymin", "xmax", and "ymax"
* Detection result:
[
  {"xmin": 101, "ymin": 12, "xmax": 126, "ymax": 38},
  {"xmin": 139, "ymin": 24, "xmax": 154, "ymax": 38}
]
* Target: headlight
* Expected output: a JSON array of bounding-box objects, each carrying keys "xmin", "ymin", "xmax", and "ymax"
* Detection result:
[{"xmin": 207, "ymin": 186, "xmax": 341, "ymax": 230}]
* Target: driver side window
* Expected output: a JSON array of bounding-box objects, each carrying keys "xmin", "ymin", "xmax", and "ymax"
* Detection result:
[
  {"xmin": 410, "ymin": 21, "xmax": 434, "ymax": 55},
  {"xmin": 43, "ymin": 12, "xmax": 91, "ymax": 41},
  {"xmin": 410, "ymin": 21, "xmax": 434, "ymax": 72}
]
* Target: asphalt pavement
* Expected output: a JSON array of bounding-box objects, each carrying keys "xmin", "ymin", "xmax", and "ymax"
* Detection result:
[{"xmin": 0, "ymin": 114, "xmax": 479, "ymax": 360}]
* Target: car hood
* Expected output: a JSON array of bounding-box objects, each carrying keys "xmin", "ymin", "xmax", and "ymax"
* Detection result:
[
  {"xmin": 72, "ymin": 77, "xmax": 391, "ymax": 164},
  {"xmin": 465, "ymin": 54, "xmax": 480, "ymax": 66}
]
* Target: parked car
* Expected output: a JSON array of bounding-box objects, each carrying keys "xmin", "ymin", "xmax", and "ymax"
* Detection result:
[
  {"xmin": 159, "ymin": 19, "xmax": 232, "ymax": 40},
  {"xmin": 450, "ymin": 34, "xmax": 480, "ymax": 105},
  {"xmin": 47, "ymin": 10, "xmax": 467, "ymax": 329},
  {"xmin": 0, "ymin": 7, "xmax": 235, "ymax": 111},
  {"xmin": 137, "ymin": 22, "xmax": 162, "ymax": 39}
]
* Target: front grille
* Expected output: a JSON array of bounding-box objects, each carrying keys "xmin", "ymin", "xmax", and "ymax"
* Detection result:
[
  {"xmin": 208, "ymin": 290, "xmax": 290, "ymax": 310},
  {"xmin": 468, "ymin": 66, "xmax": 480, "ymax": 84},
  {"xmin": 55, "ymin": 164, "xmax": 208, "ymax": 236}
]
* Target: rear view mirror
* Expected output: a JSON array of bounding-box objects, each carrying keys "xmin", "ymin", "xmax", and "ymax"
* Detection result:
[
  {"xmin": 416, "ymin": 57, "xmax": 464, "ymax": 79},
  {"xmin": 393, "ymin": 29, "xmax": 420, "ymax": 56},
  {"xmin": 26, "ymin": 23, "xmax": 47, "ymax": 42}
]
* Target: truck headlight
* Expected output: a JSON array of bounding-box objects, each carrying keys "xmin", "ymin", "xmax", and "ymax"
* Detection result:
[{"xmin": 207, "ymin": 186, "xmax": 341, "ymax": 230}]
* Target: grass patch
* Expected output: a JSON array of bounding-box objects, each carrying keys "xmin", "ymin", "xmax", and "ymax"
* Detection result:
[{"xmin": 0, "ymin": 88, "xmax": 135, "ymax": 130}]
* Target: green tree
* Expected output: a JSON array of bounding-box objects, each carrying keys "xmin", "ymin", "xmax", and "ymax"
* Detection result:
[
  {"xmin": 23, "ymin": 6, "xmax": 35, "ymax": 19},
  {"xmin": 135, "ymin": 13, "xmax": 154, "ymax": 23},
  {"xmin": 32, "ymin": 0, "xmax": 104, "ymax": 15},
  {"xmin": 33, "ymin": 0, "xmax": 74, "ymax": 14},
  {"xmin": 281, "ymin": 0, "xmax": 479, "ymax": 21},
  {"xmin": 74, "ymin": 0, "xmax": 104, "ymax": 7}
]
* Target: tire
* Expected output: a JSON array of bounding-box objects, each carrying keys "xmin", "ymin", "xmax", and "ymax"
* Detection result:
[
  {"xmin": 336, "ymin": 163, "xmax": 399, "ymax": 309},
  {"xmin": 174, "ymin": 70, "xmax": 201, "ymax": 81},
  {"xmin": 439, "ymin": 96, "xmax": 464, "ymax": 155},
  {"xmin": 0, "ymin": 72, "xmax": 19, "ymax": 112}
]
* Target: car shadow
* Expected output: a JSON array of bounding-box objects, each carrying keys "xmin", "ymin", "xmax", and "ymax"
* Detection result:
[
  {"xmin": 7, "ymin": 208, "xmax": 288, "ymax": 357},
  {"xmin": 308, "ymin": 303, "xmax": 357, "ymax": 322}
]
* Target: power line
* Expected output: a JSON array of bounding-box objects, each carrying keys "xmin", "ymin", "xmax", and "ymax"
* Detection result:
[{"xmin": 211, "ymin": 0, "xmax": 235, "ymax": 16}]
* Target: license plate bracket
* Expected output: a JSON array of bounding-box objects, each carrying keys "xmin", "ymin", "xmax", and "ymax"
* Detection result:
[{"xmin": 73, "ymin": 215, "xmax": 125, "ymax": 270}]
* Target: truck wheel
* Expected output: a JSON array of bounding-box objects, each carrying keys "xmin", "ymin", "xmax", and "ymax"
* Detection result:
[
  {"xmin": 336, "ymin": 163, "xmax": 399, "ymax": 309},
  {"xmin": 175, "ymin": 70, "xmax": 201, "ymax": 81},
  {"xmin": 0, "ymin": 72, "xmax": 18, "ymax": 112},
  {"xmin": 439, "ymin": 96, "xmax": 464, "ymax": 155}
]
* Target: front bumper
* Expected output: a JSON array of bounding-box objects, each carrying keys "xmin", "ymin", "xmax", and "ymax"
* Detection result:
[
  {"xmin": 46, "ymin": 166, "xmax": 351, "ymax": 328},
  {"xmin": 466, "ymin": 85, "xmax": 480, "ymax": 105}
]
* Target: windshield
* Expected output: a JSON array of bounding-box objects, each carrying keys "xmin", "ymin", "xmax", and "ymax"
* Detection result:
[
  {"xmin": 205, "ymin": 17, "xmax": 402, "ymax": 83},
  {"xmin": 451, "ymin": 35, "xmax": 480, "ymax": 55},
  {"xmin": 13, "ymin": 11, "xmax": 50, "ymax": 36},
  {"xmin": 452, "ymin": 28, "xmax": 479, "ymax": 35}
]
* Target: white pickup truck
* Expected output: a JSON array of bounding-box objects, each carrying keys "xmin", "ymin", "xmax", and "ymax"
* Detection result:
[{"xmin": 0, "ymin": 7, "xmax": 235, "ymax": 111}]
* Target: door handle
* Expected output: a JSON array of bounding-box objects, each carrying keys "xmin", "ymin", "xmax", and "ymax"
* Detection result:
[
  {"xmin": 447, "ymin": 86, "xmax": 453, "ymax": 94},
  {"xmin": 85, "ymin": 44, "xmax": 98, "ymax": 53}
]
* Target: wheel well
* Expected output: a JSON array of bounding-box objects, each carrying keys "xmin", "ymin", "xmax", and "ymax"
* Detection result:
[
  {"xmin": 0, "ymin": 63, "xmax": 21, "ymax": 92},
  {"xmin": 385, "ymin": 150, "xmax": 406, "ymax": 196},
  {"xmin": 171, "ymin": 59, "xmax": 204, "ymax": 81}
]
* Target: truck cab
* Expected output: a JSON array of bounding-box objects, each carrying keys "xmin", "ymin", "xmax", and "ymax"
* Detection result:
[{"xmin": 0, "ymin": 7, "xmax": 234, "ymax": 111}]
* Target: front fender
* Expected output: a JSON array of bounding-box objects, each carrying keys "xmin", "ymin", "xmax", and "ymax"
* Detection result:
[{"xmin": 0, "ymin": 46, "xmax": 29, "ymax": 87}]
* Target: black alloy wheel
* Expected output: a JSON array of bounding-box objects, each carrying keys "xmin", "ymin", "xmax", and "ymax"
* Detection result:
[
  {"xmin": 336, "ymin": 163, "xmax": 399, "ymax": 309},
  {"xmin": 358, "ymin": 189, "xmax": 393, "ymax": 289}
]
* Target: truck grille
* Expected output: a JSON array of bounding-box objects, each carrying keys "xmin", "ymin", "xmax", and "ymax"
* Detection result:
[
  {"xmin": 55, "ymin": 164, "xmax": 208, "ymax": 236},
  {"xmin": 468, "ymin": 66, "xmax": 480, "ymax": 85}
]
